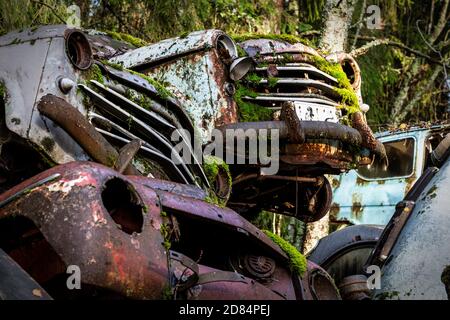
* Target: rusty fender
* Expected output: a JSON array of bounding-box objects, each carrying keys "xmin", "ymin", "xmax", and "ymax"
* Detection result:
[{"xmin": 0, "ymin": 162, "xmax": 309, "ymax": 300}]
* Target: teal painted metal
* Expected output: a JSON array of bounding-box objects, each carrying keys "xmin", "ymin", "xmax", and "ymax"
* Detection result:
[{"xmin": 330, "ymin": 125, "xmax": 450, "ymax": 225}]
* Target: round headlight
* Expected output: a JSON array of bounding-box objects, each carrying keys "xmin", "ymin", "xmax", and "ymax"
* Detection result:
[
  {"xmin": 216, "ymin": 34, "xmax": 238, "ymax": 63},
  {"xmin": 65, "ymin": 29, "xmax": 92, "ymax": 70}
]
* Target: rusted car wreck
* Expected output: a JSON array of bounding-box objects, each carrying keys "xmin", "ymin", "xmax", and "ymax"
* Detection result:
[{"xmin": 0, "ymin": 25, "xmax": 384, "ymax": 299}]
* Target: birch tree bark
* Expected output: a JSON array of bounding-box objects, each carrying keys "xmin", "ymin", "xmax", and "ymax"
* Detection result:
[
  {"xmin": 320, "ymin": 0, "xmax": 356, "ymax": 53},
  {"xmin": 303, "ymin": 0, "xmax": 357, "ymax": 254}
]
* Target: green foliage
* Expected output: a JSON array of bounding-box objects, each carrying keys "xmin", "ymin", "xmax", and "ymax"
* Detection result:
[
  {"xmin": 0, "ymin": 0, "xmax": 69, "ymax": 35},
  {"xmin": 267, "ymin": 76, "xmax": 279, "ymax": 88},
  {"xmin": 297, "ymin": 0, "xmax": 326, "ymax": 25},
  {"xmin": 245, "ymin": 72, "xmax": 262, "ymax": 85},
  {"xmin": 234, "ymin": 81, "xmax": 273, "ymax": 122},
  {"xmin": 356, "ymin": 45, "xmax": 410, "ymax": 127},
  {"xmin": 263, "ymin": 230, "xmax": 307, "ymax": 276},
  {"xmin": 160, "ymin": 211, "xmax": 171, "ymax": 250},
  {"xmin": 203, "ymin": 155, "xmax": 231, "ymax": 185},
  {"xmin": 161, "ymin": 284, "xmax": 174, "ymax": 300}
]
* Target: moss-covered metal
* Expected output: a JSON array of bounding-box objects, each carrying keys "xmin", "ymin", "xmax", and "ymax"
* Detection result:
[
  {"xmin": 203, "ymin": 155, "xmax": 232, "ymax": 207},
  {"xmin": 105, "ymin": 31, "xmax": 148, "ymax": 48},
  {"xmin": 127, "ymin": 69, "xmax": 172, "ymax": 99},
  {"xmin": 232, "ymin": 33, "xmax": 313, "ymax": 47},
  {"xmin": 311, "ymin": 55, "xmax": 360, "ymax": 115},
  {"xmin": 234, "ymin": 81, "xmax": 273, "ymax": 122},
  {"xmin": 83, "ymin": 63, "xmax": 105, "ymax": 84},
  {"xmin": 262, "ymin": 230, "xmax": 307, "ymax": 276}
]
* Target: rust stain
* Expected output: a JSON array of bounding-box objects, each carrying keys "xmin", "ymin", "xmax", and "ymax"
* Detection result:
[
  {"xmin": 356, "ymin": 176, "xmax": 368, "ymax": 186},
  {"xmin": 282, "ymin": 140, "xmax": 354, "ymax": 170},
  {"xmin": 351, "ymin": 193, "xmax": 364, "ymax": 218},
  {"xmin": 351, "ymin": 202, "xmax": 363, "ymax": 218},
  {"xmin": 331, "ymin": 178, "xmax": 340, "ymax": 189},
  {"xmin": 329, "ymin": 202, "xmax": 340, "ymax": 220},
  {"xmin": 404, "ymin": 176, "xmax": 416, "ymax": 194}
]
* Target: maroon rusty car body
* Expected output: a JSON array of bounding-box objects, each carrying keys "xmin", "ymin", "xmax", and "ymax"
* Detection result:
[{"xmin": 0, "ymin": 162, "xmax": 339, "ymax": 299}]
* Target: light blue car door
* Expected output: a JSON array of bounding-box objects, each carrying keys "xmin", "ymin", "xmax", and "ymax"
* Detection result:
[{"xmin": 329, "ymin": 132, "xmax": 425, "ymax": 226}]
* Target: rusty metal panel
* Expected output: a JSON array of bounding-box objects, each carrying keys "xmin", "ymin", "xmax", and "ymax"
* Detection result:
[
  {"xmin": 27, "ymin": 35, "xmax": 90, "ymax": 164},
  {"xmin": 0, "ymin": 162, "xmax": 331, "ymax": 300},
  {"xmin": 0, "ymin": 26, "xmax": 91, "ymax": 164},
  {"xmin": 111, "ymin": 30, "xmax": 238, "ymax": 143},
  {"xmin": 109, "ymin": 29, "xmax": 236, "ymax": 69},
  {"xmin": 0, "ymin": 162, "xmax": 170, "ymax": 298}
]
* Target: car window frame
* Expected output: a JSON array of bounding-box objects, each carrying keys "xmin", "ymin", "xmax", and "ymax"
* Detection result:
[{"xmin": 356, "ymin": 135, "xmax": 417, "ymax": 182}]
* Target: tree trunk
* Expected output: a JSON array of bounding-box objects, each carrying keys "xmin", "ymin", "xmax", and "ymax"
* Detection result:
[
  {"xmin": 303, "ymin": 0, "xmax": 356, "ymax": 254},
  {"xmin": 320, "ymin": 0, "xmax": 356, "ymax": 53},
  {"xmin": 391, "ymin": 0, "xmax": 449, "ymax": 124}
]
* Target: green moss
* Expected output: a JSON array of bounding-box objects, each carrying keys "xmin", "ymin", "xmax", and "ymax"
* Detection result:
[
  {"xmin": 375, "ymin": 290, "xmax": 400, "ymax": 300},
  {"xmin": 232, "ymin": 33, "xmax": 312, "ymax": 47},
  {"xmin": 160, "ymin": 219, "xmax": 171, "ymax": 250},
  {"xmin": 262, "ymin": 230, "xmax": 307, "ymax": 276},
  {"xmin": 237, "ymin": 45, "xmax": 247, "ymax": 57},
  {"xmin": 161, "ymin": 284, "xmax": 174, "ymax": 300},
  {"xmin": 246, "ymin": 72, "xmax": 262, "ymax": 85},
  {"xmin": 101, "ymin": 60, "xmax": 124, "ymax": 71},
  {"xmin": 84, "ymin": 64, "xmax": 105, "ymax": 84},
  {"xmin": 179, "ymin": 31, "xmax": 189, "ymax": 38},
  {"xmin": 106, "ymin": 152, "xmax": 117, "ymax": 168},
  {"xmin": 127, "ymin": 69, "xmax": 172, "ymax": 100},
  {"xmin": 311, "ymin": 56, "xmax": 360, "ymax": 115},
  {"xmin": 203, "ymin": 155, "xmax": 232, "ymax": 207},
  {"xmin": 267, "ymin": 76, "xmax": 279, "ymax": 88},
  {"xmin": 234, "ymin": 82, "xmax": 273, "ymax": 122},
  {"xmin": 204, "ymin": 194, "xmax": 220, "ymax": 206},
  {"xmin": 335, "ymin": 89, "xmax": 360, "ymax": 114},
  {"xmin": 106, "ymin": 31, "xmax": 148, "ymax": 48}
]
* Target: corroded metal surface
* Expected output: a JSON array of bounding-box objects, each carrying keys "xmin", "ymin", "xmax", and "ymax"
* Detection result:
[
  {"xmin": 37, "ymin": 94, "xmax": 138, "ymax": 175},
  {"xmin": 235, "ymin": 38, "xmax": 384, "ymax": 170},
  {"xmin": 0, "ymin": 25, "xmax": 210, "ymax": 191},
  {"xmin": 331, "ymin": 124, "xmax": 450, "ymax": 226},
  {"xmin": 0, "ymin": 162, "xmax": 340, "ymax": 300},
  {"xmin": 111, "ymin": 30, "xmax": 239, "ymax": 143}
]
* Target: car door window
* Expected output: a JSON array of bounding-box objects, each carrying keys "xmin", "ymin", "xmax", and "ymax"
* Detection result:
[{"xmin": 358, "ymin": 138, "xmax": 415, "ymax": 179}]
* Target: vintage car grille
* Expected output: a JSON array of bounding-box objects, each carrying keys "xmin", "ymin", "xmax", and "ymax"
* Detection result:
[
  {"xmin": 79, "ymin": 63, "xmax": 208, "ymax": 187},
  {"xmin": 239, "ymin": 41, "xmax": 350, "ymax": 123}
]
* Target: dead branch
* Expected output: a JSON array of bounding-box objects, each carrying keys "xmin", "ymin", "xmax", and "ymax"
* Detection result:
[
  {"xmin": 350, "ymin": 36, "xmax": 450, "ymax": 69},
  {"xmin": 30, "ymin": 1, "xmax": 66, "ymax": 24}
]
